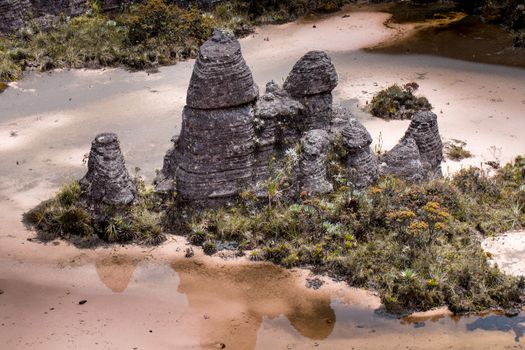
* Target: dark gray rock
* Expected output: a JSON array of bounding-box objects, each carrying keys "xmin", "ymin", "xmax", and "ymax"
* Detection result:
[
  {"xmin": 80, "ymin": 133, "xmax": 137, "ymax": 211},
  {"xmin": 283, "ymin": 51, "xmax": 338, "ymax": 97},
  {"xmin": 402, "ymin": 110, "xmax": 443, "ymax": 178},
  {"xmin": 380, "ymin": 138, "xmax": 425, "ymax": 182},
  {"xmin": 300, "ymin": 92, "xmax": 334, "ymax": 130},
  {"xmin": 254, "ymin": 84, "xmax": 305, "ymax": 182},
  {"xmin": 341, "ymin": 119, "xmax": 379, "ymax": 188},
  {"xmin": 186, "ymin": 30, "xmax": 259, "ymax": 110},
  {"xmin": 0, "ymin": 0, "xmax": 31, "ymax": 32},
  {"xmin": 299, "ymin": 129, "xmax": 333, "ymax": 195},
  {"xmin": 176, "ymin": 105, "xmax": 256, "ymax": 205},
  {"xmin": 154, "ymin": 136, "xmax": 180, "ymax": 193}
]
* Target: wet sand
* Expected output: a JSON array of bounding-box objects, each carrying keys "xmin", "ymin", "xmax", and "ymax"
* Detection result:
[
  {"xmin": 1, "ymin": 10, "xmax": 525, "ymax": 350},
  {"xmin": 3, "ymin": 252, "xmax": 525, "ymax": 350}
]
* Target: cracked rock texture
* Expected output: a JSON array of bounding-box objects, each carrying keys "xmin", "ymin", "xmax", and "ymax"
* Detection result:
[
  {"xmin": 284, "ymin": 51, "xmax": 338, "ymax": 97},
  {"xmin": 186, "ymin": 30, "xmax": 259, "ymax": 110},
  {"xmin": 380, "ymin": 138, "xmax": 425, "ymax": 182},
  {"xmin": 341, "ymin": 119, "xmax": 379, "ymax": 188},
  {"xmin": 80, "ymin": 133, "xmax": 137, "ymax": 211},
  {"xmin": 283, "ymin": 51, "xmax": 338, "ymax": 133},
  {"xmin": 254, "ymin": 81, "xmax": 305, "ymax": 181},
  {"xmin": 176, "ymin": 105, "xmax": 256, "ymax": 205},
  {"xmin": 300, "ymin": 129, "xmax": 333, "ymax": 195},
  {"xmin": 403, "ymin": 110, "xmax": 443, "ymax": 178}
]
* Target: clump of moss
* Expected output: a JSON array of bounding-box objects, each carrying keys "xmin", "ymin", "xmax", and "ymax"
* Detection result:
[
  {"xmin": 370, "ymin": 83, "xmax": 432, "ymax": 120},
  {"xmin": 24, "ymin": 179, "xmax": 166, "ymax": 247},
  {"xmin": 178, "ymin": 156, "xmax": 525, "ymax": 314},
  {"xmin": 445, "ymin": 140, "xmax": 473, "ymax": 161}
]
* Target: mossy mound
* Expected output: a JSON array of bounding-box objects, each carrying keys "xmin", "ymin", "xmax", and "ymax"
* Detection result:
[
  {"xmin": 370, "ymin": 83, "xmax": 432, "ymax": 120},
  {"xmin": 24, "ymin": 179, "xmax": 166, "ymax": 248}
]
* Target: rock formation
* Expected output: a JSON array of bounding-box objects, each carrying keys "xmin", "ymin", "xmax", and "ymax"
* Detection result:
[
  {"xmin": 0, "ymin": 0, "xmax": 31, "ymax": 32},
  {"xmin": 186, "ymin": 29, "xmax": 259, "ymax": 109},
  {"xmin": 284, "ymin": 51, "xmax": 338, "ymax": 130},
  {"xmin": 284, "ymin": 51, "xmax": 338, "ymax": 97},
  {"xmin": 380, "ymin": 138, "xmax": 425, "ymax": 182},
  {"xmin": 341, "ymin": 119, "xmax": 379, "ymax": 189},
  {"xmin": 161, "ymin": 30, "xmax": 259, "ymax": 206},
  {"xmin": 299, "ymin": 130, "xmax": 333, "ymax": 195},
  {"xmin": 402, "ymin": 110, "xmax": 443, "ymax": 178},
  {"xmin": 254, "ymin": 81, "xmax": 304, "ymax": 181},
  {"xmin": 80, "ymin": 133, "xmax": 137, "ymax": 212},
  {"xmin": 176, "ymin": 105, "xmax": 257, "ymax": 204},
  {"xmin": 154, "ymin": 31, "xmax": 445, "ymax": 208}
]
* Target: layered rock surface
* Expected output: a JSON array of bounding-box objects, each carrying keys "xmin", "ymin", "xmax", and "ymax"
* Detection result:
[
  {"xmin": 80, "ymin": 133, "xmax": 137, "ymax": 211},
  {"xmin": 284, "ymin": 51, "xmax": 338, "ymax": 97},
  {"xmin": 160, "ymin": 30, "xmax": 258, "ymax": 206},
  {"xmin": 155, "ymin": 32, "xmax": 445, "ymax": 208},
  {"xmin": 0, "ymin": 0, "xmax": 31, "ymax": 32},
  {"xmin": 254, "ymin": 81, "xmax": 304, "ymax": 181},
  {"xmin": 299, "ymin": 130, "xmax": 333, "ymax": 195},
  {"xmin": 176, "ymin": 105, "xmax": 256, "ymax": 203},
  {"xmin": 341, "ymin": 119, "xmax": 379, "ymax": 188},
  {"xmin": 283, "ymin": 51, "xmax": 338, "ymax": 131},
  {"xmin": 380, "ymin": 138, "xmax": 425, "ymax": 182},
  {"xmin": 402, "ymin": 111, "xmax": 443, "ymax": 178},
  {"xmin": 186, "ymin": 30, "xmax": 259, "ymax": 110}
]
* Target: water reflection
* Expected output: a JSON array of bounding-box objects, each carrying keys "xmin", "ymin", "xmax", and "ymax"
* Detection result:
[
  {"xmin": 94, "ymin": 254, "xmax": 139, "ymax": 293},
  {"xmin": 467, "ymin": 315, "xmax": 525, "ymax": 342},
  {"xmin": 171, "ymin": 259, "xmax": 336, "ymax": 348},
  {"xmin": 89, "ymin": 255, "xmax": 525, "ymax": 348}
]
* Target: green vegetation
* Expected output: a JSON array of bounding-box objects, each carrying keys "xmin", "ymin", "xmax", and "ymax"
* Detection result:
[
  {"xmin": 0, "ymin": 0, "xmax": 217, "ymax": 78},
  {"xmin": 169, "ymin": 156, "xmax": 525, "ymax": 314},
  {"xmin": 230, "ymin": 0, "xmax": 351, "ymax": 23},
  {"xmin": 0, "ymin": 0, "xmax": 356, "ymax": 83},
  {"xmin": 445, "ymin": 140, "xmax": 473, "ymax": 161},
  {"xmin": 370, "ymin": 83, "xmax": 432, "ymax": 120},
  {"xmin": 24, "ymin": 178, "xmax": 166, "ymax": 248}
]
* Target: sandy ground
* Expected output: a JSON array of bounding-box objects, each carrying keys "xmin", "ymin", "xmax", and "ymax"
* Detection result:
[
  {"xmin": 1, "ymin": 9, "xmax": 525, "ymax": 350},
  {"xmin": 483, "ymin": 231, "xmax": 525, "ymax": 276}
]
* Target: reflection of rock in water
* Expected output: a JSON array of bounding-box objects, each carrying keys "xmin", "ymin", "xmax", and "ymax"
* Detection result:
[
  {"xmin": 171, "ymin": 259, "xmax": 335, "ymax": 348},
  {"xmin": 94, "ymin": 255, "xmax": 139, "ymax": 293},
  {"xmin": 466, "ymin": 314, "xmax": 525, "ymax": 343}
]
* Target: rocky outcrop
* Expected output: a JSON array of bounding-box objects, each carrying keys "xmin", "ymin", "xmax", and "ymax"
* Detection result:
[
  {"xmin": 380, "ymin": 138, "xmax": 425, "ymax": 182},
  {"xmin": 186, "ymin": 29, "xmax": 259, "ymax": 110},
  {"xmin": 160, "ymin": 30, "xmax": 258, "ymax": 206},
  {"xmin": 154, "ymin": 32, "xmax": 445, "ymax": 208},
  {"xmin": 341, "ymin": 119, "xmax": 379, "ymax": 189},
  {"xmin": 254, "ymin": 81, "xmax": 304, "ymax": 181},
  {"xmin": 176, "ymin": 105, "xmax": 256, "ymax": 204},
  {"xmin": 402, "ymin": 111, "xmax": 443, "ymax": 178},
  {"xmin": 80, "ymin": 133, "xmax": 137, "ymax": 212},
  {"xmin": 0, "ymin": 0, "xmax": 31, "ymax": 32},
  {"xmin": 299, "ymin": 130, "xmax": 332, "ymax": 195},
  {"xmin": 284, "ymin": 51, "xmax": 338, "ymax": 97},
  {"xmin": 284, "ymin": 51, "xmax": 338, "ymax": 131}
]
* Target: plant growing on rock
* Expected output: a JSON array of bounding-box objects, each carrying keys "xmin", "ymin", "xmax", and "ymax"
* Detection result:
[{"xmin": 176, "ymin": 156, "xmax": 525, "ymax": 314}]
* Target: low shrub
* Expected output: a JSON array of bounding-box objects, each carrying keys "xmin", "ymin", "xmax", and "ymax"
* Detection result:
[
  {"xmin": 370, "ymin": 83, "xmax": 432, "ymax": 120},
  {"xmin": 24, "ymin": 179, "xmax": 166, "ymax": 247},
  {"xmin": 178, "ymin": 156, "xmax": 525, "ymax": 314}
]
